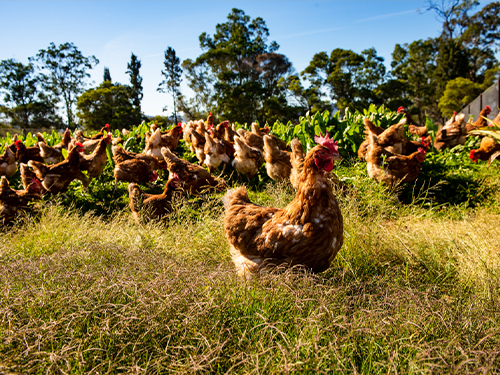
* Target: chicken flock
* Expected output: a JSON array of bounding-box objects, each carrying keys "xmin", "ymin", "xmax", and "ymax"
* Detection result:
[{"xmin": 0, "ymin": 106, "xmax": 499, "ymax": 277}]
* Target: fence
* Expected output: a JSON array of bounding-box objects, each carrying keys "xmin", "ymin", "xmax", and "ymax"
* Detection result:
[{"xmin": 459, "ymin": 78, "xmax": 500, "ymax": 121}]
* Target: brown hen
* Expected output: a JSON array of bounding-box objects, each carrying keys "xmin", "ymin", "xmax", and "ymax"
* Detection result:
[
  {"xmin": 161, "ymin": 147, "xmax": 224, "ymax": 194},
  {"xmin": 223, "ymin": 132, "xmax": 343, "ymax": 278}
]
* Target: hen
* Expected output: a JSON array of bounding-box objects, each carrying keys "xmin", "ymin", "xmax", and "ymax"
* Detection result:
[
  {"xmin": 204, "ymin": 132, "xmax": 229, "ymax": 173},
  {"xmin": 190, "ymin": 129, "xmax": 207, "ymax": 165},
  {"xmin": 0, "ymin": 176, "xmax": 41, "ymax": 225},
  {"xmin": 20, "ymin": 163, "xmax": 47, "ymax": 195},
  {"xmin": 208, "ymin": 121, "xmax": 235, "ymax": 158},
  {"xmin": 366, "ymin": 133, "xmax": 426, "ymax": 187},
  {"xmin": 223, "ymin": 131, "xmax": 343, "ymax": 278},
  {"xmin": 434, "ymin": 113, "xmax": 467, "ymax": 151},
  {"xmin": 469, "ymin": 136, "xmax": 500, "ymax": 163},
  {"xmin": 38, "ymin": 128, "xmax": 72, "ymax": 164},
  {"xmin": 208, "ymin": 120, "xmax": 227, "ymax": 140},
  {"xmin": 358, "ymin": 118, "xmax": 405, "ymax": 159},
  {"xmin": 289, "ymin": 138, "xmax": 305, "ymax": 189},
  {"xmin": 465, "ymin": 105, "xmax": 492, "ymax": 133},
  {"xmin": 397, "ymin": 106, "xmax": 428, "ymax": 137},
  {"xmin": 263, "ymin": 135, "xmax": 292, "ymax": 181},
  {"xmin": 236, "ymin": 123, "xmax": 265, "ymax": 151},
  {"xmin": 232, "ymin": 136, "xmax": 265, "ymax": 180},
  {"xmin": 128, "ymin": 174, "xmax": 181, "ymax": 225},
  {"xmin": 0, "ymin": 144, "xmax": 17, "ymax": 178},
  {"xmin": 161, "ymin": 147, "xmax": 225, "ymax": 194},
  {"xmin": 79, "ymin": 134, "xmax": 112, "ymax": 185},
  {"xmin": 182, "ymin": 120, "xmax": 197, "ymax": 153},
  {"xmin": 73, "ymin": 130, "xmax": 102, "ymax": 154},
  {"xmin": 14, "ymin": 140, "xmax": 44, "ymax": 163},
  {"xmin": 492, "ymin": 112, "xmax": 500, "ymax": 125},
  {"xmin": 113, "ymin": 159, "xmax": 158, "ymax": 191},
  {"xmin": 260, "ymin": 125, "xmax": 288, "ymax": 150},
  {"xmin": 144, "ymin": 124, "xmax": 183, "ymax": 158},
  {"xmin": 112, "ymin": 144, "xmax": 165, "ymax": 170},
  {"xmin": 28, "ymin": 142, "xmax": 89, "ymax": 195},
  {"xmin": 76, "ymin": 124, "xmax": 110, "ymax": 141}
]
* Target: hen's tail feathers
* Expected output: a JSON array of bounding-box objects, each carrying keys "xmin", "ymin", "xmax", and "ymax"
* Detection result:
[
  {"xmin": 161, "ymin": 147, "xmax": 178, "ymax": 162},
  {"xmin": 0, "ymin": 176, "xmax": 10, "ymax": 192},
  {"xmin": 27, "ymin": 160, "xmax": 48, "ymax": 179},
  {"xmin": 38, "ymin": 142, "xmax": 54, "ymax": 158},
  {"xmin": 222, "ymin": 186, "xmax": 251, "ymax": 212}
]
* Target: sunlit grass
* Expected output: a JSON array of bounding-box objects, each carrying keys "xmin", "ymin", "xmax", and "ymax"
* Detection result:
[{"xmin": 1, "ymin": 169, "xmax": 500, "ymax": 373}]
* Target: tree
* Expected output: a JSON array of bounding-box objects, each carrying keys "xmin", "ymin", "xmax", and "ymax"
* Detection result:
[
  {"xmin": 281, "ymin": 74, "xmax": 330, "ymax": 116},
  {"xmin": 103, "ymin": 67, "xmax": 112, "ymax": 83},
  {"xmin": 0, "ymin": 58, "xmax": 61, "ymax": 128},
  {"xmin": 426, "ymin": 1, "xmax": 499, "ymax": 84},
  {"xmin": 354, "ymin": 48, "xmax": 387, "ymax": 108},
  {"xmin": 189, "ymin": 8, "xmax": 281, "ymax": 123},
  {"xmin": 390, "ymin": 40, "xmax": 438, "ymax": 123},
  {"xmin": 0, "ymin": 59, "xmax": 39, "ymax": 127},
  {"xmin": 459, "ymin": 2, "xmax": 500, "ymax": 83},
  {"xmin": 301, "ymin": 48, "xmax": 386, "ymax": 113},
  {"xmin": 33, "ymin": 42, "xmax": 98, "ymax": 129},
  {"xmin": 425, "ymin": 0, "xmax": 479, "ymax": 40},
  {"xmin": 158, "ymin": 47, "xmax": 182, "ymax": 124},
  {"xmin": 438, "ymin": 77, "xmax": 481, "ymax": 116},
  {"xmin": 178, "ymin": 58, "xmax": 216, "ymax": 121},
  {"xmin": 76, "ymin": 81, "xmax": 139, "ymax": 131},
  {"xmin": 438, "ymin": 67, "xmax": 499, "ymax": 116},
  {"xmin": 126, "ymin": 53, "xmax": 143, "ymax": 123},
  {"xmin": 422, "ymin": 1, "xmax": 500, "ymax": 120}
]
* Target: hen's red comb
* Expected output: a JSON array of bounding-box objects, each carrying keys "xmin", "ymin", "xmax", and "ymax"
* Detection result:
[
  {"xmin": 314, "ymin": 131, "xmax": 339, "ymax": 154},
  {"xmin": 15, "ymin": 140, "xmax": 23, "ymax": 145},
  {"xmin": 75, "ymin": 142, "xmax": 84, "ymax": 147},
  {"xmin": 485, "ymin": 105, "xmax": 491, "ymax": 111},
  {"xmin": 469, "ymin": 149, "xmax": 477, "ymax": 161},
  {"xmin": 104, "ymin": 124, "xmax": 109, "ymax": 128},
  {"xmin": 397, "ymin": 106, "xmax": 405, "ymax": 113}
]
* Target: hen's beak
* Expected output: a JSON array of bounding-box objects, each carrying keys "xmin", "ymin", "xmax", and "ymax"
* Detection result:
[{"xmin": 332, "ymin": 153, "xmax": 342, "ymax": 161}]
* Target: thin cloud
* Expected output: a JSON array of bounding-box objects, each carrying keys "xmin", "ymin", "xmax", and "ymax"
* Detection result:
[{"xmin": 354, "ymin": 9, "xmax": 418, "ymax": 23}]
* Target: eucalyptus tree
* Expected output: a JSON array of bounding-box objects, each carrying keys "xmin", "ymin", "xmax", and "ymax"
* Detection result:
[
  {"xmin": 301, "ymin": 48, "xmax": 386, "ymax": 114},
  {"xmin": 0, "ymin": 58, "xmax": 60, "ymax": 128},
  {"xmin": 33, "ymin": 42, "xmax": 98, "ymax": 128},
  {"xmin": 188, "ymin": 8, "xmax": 287, "ymax": 123}
]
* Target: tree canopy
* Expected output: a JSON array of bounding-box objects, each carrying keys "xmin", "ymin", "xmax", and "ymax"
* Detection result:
[
  {"xmin": 33, "ymin": 42, "xmax": 98, "ymax": 129},
  {"xmin": 1, "ymin": 1, "xmax": 499, "ymax": 128},
  {"xmin": 76, "ymin": 81, "xmax": 139, "ymax": 131}
]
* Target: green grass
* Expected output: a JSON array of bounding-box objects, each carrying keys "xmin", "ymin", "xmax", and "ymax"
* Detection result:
[
  {"xmin": 1, "ymin": 122, "xmax": 500, "ymax": 372},
  {"xmin": 1, "ymin": 158, "xmax": 500, "ymax": 373}
]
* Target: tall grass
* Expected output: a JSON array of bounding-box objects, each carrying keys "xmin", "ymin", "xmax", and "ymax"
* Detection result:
[{"xmin": 1, "ymin": 173, "xmax": 500, "ymax": 373}]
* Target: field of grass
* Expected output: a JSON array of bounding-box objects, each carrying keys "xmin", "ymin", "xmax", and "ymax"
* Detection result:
[{"xmin": 1, "ymin": 140, "xmax": 500, "ymax": 373}]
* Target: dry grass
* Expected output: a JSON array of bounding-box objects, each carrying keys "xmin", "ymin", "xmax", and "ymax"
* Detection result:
[{"xmin": 1, "ymin": 177, "xmax": 499, "ymax": 373}]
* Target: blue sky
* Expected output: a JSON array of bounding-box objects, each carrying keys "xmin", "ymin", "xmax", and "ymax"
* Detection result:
[{"xmin": 0, "ymin": 1, "xmax": 496, "ymax": 117}]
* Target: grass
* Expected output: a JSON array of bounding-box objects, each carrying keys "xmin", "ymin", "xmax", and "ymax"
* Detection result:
[{"xmin": 1, "ymin": 155, "xmax": 500, "ymax": 373}]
